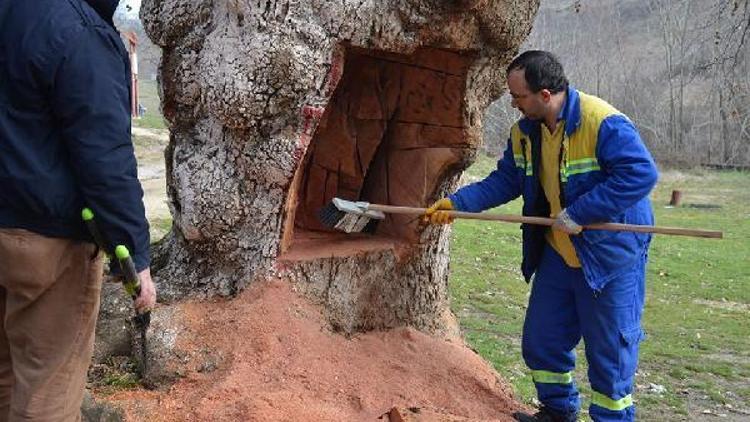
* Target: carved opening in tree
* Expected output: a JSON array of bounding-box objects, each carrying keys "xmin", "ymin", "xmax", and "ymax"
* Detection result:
[{"xmin": 281, "ymin": 46, "xmax": 475, "ymax": 260}]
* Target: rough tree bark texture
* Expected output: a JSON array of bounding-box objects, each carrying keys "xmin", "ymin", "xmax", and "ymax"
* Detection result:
[{"xmin": 140, "ymin": 0, "xmax": 539, "ymax": 334}]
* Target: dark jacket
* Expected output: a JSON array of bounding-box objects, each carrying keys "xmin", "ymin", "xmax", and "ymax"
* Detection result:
[
  {"xmin": 450, "ymin": 87, "xmax": 658, "ymax": 291},
  {"xmin": 0, "ymin": 0, "xmax": 150, "ymax": 271}
]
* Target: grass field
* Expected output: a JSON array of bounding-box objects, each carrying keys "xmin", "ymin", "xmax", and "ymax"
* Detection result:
[
  {"xmin": 450, "ymin": 154, "xmax": 750, "ymax": 420},
  {"xmin": 132, "ymin": 79, "xmax": 166, "ymax": 130}
]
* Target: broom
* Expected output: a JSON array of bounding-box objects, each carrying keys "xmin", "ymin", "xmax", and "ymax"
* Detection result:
[{"xmin": 319, "ymin": 198, "xmax": 723, "ymax": 239}]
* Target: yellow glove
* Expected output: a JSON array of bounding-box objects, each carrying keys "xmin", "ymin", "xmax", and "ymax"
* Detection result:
[{"xmin": 423, "ymin": 198, "xmax": 455, "ymax": 225}]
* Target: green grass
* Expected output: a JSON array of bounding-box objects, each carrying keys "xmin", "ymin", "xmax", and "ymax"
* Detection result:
[
  {"xmin": 150, "ymin": 216, "xmax": 173, "ymax": 242},
  {"xmin": 88, "ymin": 356, "xmax": 141, "ymax": 394},
  {"xmin": 449, "ymin": 155, "xmax": 750, "ymax": 419},
  {"xmin": 133, "ymin": 79, "xmax": 166, "ymax": 130}
]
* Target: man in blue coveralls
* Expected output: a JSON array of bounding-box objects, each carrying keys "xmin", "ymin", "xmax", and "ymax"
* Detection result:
[{"xmin": 424, "ymin": 51, "xmax": 658, "ymax": 422}]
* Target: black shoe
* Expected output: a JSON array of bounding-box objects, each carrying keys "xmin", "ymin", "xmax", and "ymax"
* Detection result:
[{"xmin": 512, "ymin": 406, "xmax": 578, "ymax": 422}]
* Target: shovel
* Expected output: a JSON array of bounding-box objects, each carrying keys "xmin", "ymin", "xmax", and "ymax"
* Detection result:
[{"xmin": 81, "ymin": 208, "xmax": 151, "ymax": 376}]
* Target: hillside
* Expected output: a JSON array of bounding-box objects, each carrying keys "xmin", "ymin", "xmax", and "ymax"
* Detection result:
[{"xmin": 482, "ymin": 0, "xmax": 749, "ymax": 166}]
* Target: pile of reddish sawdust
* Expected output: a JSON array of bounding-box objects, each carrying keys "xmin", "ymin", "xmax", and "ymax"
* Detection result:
[{"xmin": 99, "ymin": 280, "xmax": 525, "ymax": 421}]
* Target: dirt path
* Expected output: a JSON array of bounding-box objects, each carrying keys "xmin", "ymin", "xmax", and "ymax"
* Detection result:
[
  {"xmin": 132, "ymin": 126, "xmax": 170, "ymax": 143},
  {"xmin": 131, "ymin": 127, "xmax": 171, "ymax": 239}
]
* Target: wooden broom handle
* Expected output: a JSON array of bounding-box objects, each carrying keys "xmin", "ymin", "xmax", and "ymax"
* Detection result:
[{"xmin": 367, "ymin": 204, "xmax": 723, "ymax": 239}]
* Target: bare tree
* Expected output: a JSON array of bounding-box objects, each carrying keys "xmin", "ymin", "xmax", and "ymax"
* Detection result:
[
  {"xmin": 707, "ymin": 0, "xmax": 750, "ymax": 164},
  {"xmin": 481, "ymin": 0, "xmax": 750, "ymax": 166}
]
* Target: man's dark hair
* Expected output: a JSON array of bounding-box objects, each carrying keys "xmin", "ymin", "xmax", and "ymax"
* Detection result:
[{"xmin": 506, "ymin": 50, "xmax": 569, "ymax": 94}]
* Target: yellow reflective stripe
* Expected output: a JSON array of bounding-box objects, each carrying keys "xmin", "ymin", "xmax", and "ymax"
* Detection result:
[
  {"xmin": 531, "ymin": 370, "xmax": 573, "ymax": 384},
  {"xmin": 567, "ymin": 157, "xmax": 598, "ymax": 166},
  {"xmin": 560, "ymin": 136, "xmax": 570, "ymax": 182},
  {"xmin": 591, "ymin": 391, "xmax": 634, "ymax": 411},
  {"xmin": 567, "ymin": 165, "xmax": 600, "ymax": 175},
  {"xmin": 564, "ymin": 157, "xmax": 600, "ymax": 176},
  {"xmin": 513, "ymin": 154, "xmax": 533, "ymax": 176},
  {"xmin": 560, "ymin": 165, "xmax": 569, "ymax": 182}
]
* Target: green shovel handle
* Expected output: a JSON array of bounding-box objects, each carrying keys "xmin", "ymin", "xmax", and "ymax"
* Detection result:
[{"xmin": 114, "ymin": 245, "xmax": 142, "ymax": 299}]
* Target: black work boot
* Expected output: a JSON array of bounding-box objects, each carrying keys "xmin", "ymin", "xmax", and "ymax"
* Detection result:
[{"xmin": 512, "ymin": 406, "xmax": 578, "ymax": 422}]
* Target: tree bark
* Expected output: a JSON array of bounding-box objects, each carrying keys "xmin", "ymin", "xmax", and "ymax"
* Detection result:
[{"xmin": 139, "ymin": 0, "xmax": 539, "ymax": 335}]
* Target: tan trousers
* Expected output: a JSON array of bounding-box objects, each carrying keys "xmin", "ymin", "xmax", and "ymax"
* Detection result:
[{"xmin": 0, "ymin": 229, "xmax": 103, "ymax": 422}]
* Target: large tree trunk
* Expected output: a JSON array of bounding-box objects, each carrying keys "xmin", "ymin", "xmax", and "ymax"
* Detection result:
[
  {"xmin": 86, "ymin": 1, "xmax": 540, "ymax": 419},
  {"xmin": 140, "ymin": 0, "xmax": 538, "ymax": 334}
]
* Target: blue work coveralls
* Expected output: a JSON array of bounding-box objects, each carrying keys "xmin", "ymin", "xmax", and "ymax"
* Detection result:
[{"xmin": 450, "ymin": 87, "xmax": 658, "ymax": 421}]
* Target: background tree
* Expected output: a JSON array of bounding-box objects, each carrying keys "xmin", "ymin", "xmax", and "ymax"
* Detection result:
[{"xmin": 482, "ymin": 0, "xmax": 750, "ymax": 167}]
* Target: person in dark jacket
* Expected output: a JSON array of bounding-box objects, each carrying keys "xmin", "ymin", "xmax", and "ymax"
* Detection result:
[
  {"xmin": 0, "ymin": 0, "xmax": 156, "ymax": 419},
  {"xmin": 424, "ymin": 51, "xmax": 658, "ymax": 422}
]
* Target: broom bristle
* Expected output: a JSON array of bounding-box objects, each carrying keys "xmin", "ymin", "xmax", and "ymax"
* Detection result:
[
  {"xmin": 317, "ymin": 198, "xmax": 384, "ymax": 233},
  {"xmin": 362, "ymin": 218, "xmax": 379, "ymax": 234},
  {"xmin": 318, "ymin": 201, "xmax": 346, "ymax": 228}
]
